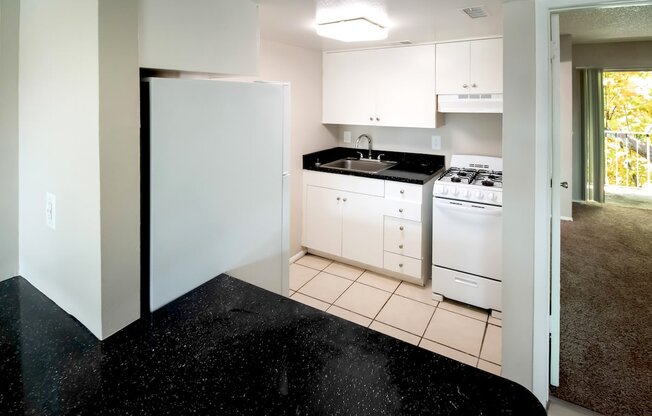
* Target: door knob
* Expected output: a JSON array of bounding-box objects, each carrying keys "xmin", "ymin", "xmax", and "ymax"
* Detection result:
[{"xmin": 560, "ymin": 182, "xmax": 568, "ymax": 189}]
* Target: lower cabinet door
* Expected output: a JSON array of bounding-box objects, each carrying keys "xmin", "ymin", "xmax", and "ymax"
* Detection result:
[
  {"xmin": 304, "ymin": 185, "xmax": 343, "ymax": 256},
  {"xmin": 341, "ymin": 192, "xmax": 384, "ymax": 268}
]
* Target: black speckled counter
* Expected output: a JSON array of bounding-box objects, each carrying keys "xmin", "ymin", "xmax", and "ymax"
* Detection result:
[
  {"xmin": 0, "ymin": 275, "xmax": 545, "ymax": 415},
  {"xmin": 303, "ymin": 147, "xmax": 446, "ymax": 184}
]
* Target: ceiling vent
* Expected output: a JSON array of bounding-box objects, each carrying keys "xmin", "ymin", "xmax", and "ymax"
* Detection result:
[{"xmin": 460, "ymin": 6, "xmax": 489, "ymax": 19}]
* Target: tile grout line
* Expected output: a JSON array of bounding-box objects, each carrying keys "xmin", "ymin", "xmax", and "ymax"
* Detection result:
[{"xmin": 294, "ymin": 258, "xmax": 496, "ymax": 369}]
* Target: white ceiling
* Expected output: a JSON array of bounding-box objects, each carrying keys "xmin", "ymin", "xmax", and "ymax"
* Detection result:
[
  {"xmin": 255, "ymin": 0, "xmax": 503, "ymax": 51},
  {"xmin": 559, "ymin": 4, "xmax": 652, "ymax": 44}
]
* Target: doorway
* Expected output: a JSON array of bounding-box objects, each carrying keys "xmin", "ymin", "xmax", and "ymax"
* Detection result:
[
  {"xmin": 603, "ymin": 70, "xmax": 652, "ymax": 209},
  {"xmin": 551, "ymin": 7, "xmax": 652, "ymax": 415}
]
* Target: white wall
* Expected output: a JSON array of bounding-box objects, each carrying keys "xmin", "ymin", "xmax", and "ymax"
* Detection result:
[
  {"xmin": 138, "ymin": 0, "xmax": 258, "ymax": 76},
  {"xmin": 502, "ymin": 0, "xmax": 551, "ymax": 405},
  {"xmin": 98, "ymin": 0, "xmax": 141, "ymax": 338},
  {"xmin": 19, "ymin": 0, "xmax": 140, "ymax": 339},
  {"xmin": 571, "ymin": 40, "xmax": 652, "ymax": 200},
  {"xmin": 257, "ymin": 39, "xmax": 339, "ymax": 257},
  {"xmin": 336, "ymin": 114, "xmax": 503, "ymax": 164},
  {"xmin": 0, "ymin": 0, "xmax": 19, "ymax": 281},
  {"xmin": 19, "ymin": 0, "xmax": 103, "ymax": 336}
]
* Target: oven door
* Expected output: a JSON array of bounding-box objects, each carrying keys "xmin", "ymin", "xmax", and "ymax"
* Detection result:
[{"xmin": 432, "ymin": 197, "xmax": 502, "ymax": 281}]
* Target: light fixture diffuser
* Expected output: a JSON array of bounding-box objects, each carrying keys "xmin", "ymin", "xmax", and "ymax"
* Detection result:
[{"xmin": 316, "ymin": 17, "xmax": 388, "ymax": 42}]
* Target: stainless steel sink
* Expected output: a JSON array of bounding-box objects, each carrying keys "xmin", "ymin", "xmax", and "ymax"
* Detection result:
[{"xmin": 321, "ymin": 157, "xmax": 397, "ymax": 174}]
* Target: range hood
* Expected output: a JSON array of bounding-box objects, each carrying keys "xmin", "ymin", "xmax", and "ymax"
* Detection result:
[{"xmin": 437, "ymin": 94, "xmax": 503, "ymax": 114}]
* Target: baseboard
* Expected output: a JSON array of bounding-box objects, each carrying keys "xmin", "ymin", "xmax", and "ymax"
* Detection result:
[
  {"xmin": 560, "ymin": 216, "xmax": 573, "ymax": 222},
  {"xmin": 289, "ymin": 250, "xmax": 307, "ymax": 264}
]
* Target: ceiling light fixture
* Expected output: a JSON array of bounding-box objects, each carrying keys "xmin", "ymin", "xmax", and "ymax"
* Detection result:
[{"xmin": 316, "ymin": 17, "xmax": 388, "ymax": 42}]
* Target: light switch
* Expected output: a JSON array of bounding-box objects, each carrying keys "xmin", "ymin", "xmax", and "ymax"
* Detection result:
[{"xmin": 343, "ymin": 131, "xmax": 352, "ymax": 143}]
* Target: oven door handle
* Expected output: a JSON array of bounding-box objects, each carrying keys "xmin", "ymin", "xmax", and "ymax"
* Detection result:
[{"xmin": 434, "ymin": 198, "xmax": 502, "ymax": 215}]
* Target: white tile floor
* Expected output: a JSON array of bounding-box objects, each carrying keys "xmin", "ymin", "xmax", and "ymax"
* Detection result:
[{"xmin": 290, "ymin": 254, "xmax": 502, "ymax": 376}]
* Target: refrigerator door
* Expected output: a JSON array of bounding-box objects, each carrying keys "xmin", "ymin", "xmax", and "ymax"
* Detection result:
[{"xmin": 148, "ymin": 78, "xmax": 289, "ymax": 310}]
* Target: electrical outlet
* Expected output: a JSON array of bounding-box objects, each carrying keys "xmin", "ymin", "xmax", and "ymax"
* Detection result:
[
  {"xmin": 431, "ymin": 135, "xmax": 442, "ymax": 150},
  {"xmin": 46, "ymin": 192, "xmax": 56, "ymax": 230},
  {"xmin": 343, "ymin": 131, "xmax": 352, "ymax": 143}
]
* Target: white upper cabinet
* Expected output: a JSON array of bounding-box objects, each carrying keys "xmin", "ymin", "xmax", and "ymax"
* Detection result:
[
  {"xmin": 138, "ymin": 0, "xmax": 258, "ymax": 75},
  {"xmin": 435, "ymin": 38, "xmax": 503, "ymax": 95},
  {"xmin": 323, "ymin": 44, "xmax": 442, "ymax": 129}
]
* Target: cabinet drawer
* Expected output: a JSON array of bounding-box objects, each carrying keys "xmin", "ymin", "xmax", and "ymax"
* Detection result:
[
  {"xmin": 384, "ymin": 199, "xmax": 421, "ymax": 221},
  {"xmin": 384, "ymin": 252, "xmax": 422, "ymax": 279},
  {"xmin": 432, "ymin": 267, "xmax": 502, "ymax": 311},
  {"xmin": 384, "ymin": 217, "xmax": 422, "ymax": 258},
  {"xmin": 385, "ymin": 181, "xmax": 422, "ymax": 203}
]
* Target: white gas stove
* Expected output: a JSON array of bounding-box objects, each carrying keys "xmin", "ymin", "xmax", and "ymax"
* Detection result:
[
  {"xmin": 432, "ymin": 155, "xmax": 503, "ymax": 314},
  {"xmin": 433, "ymin": 155, "xmax": 503, "ymax": 206}
]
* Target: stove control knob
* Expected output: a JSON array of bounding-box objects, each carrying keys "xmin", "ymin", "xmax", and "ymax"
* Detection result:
[
  {"xmin": 475, "ymin": 190, "xmax": 484, "ymax": 200},
  {"xmin": 487, "ymin": 192, "xmax": 497, "ymax": 202}
]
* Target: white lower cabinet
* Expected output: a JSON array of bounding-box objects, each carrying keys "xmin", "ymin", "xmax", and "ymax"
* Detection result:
[{"xmin": 303, "ymin": 170, "xmax": 435, "ymax": 285}]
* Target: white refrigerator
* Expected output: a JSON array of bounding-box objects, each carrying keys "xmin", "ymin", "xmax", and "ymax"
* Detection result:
[{"xmin": 145, "ymin": 78, "xmax": 290, "ymax": 311}]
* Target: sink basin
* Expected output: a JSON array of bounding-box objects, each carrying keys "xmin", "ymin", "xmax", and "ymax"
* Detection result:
[{"xmin": 321, "ymin": 157, "xmax": 397, "ymax": 174}]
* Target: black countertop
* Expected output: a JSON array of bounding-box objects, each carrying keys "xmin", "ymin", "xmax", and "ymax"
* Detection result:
[
  {"xmin": 303, "ymin": 147, "xmax": 446, "ymax": 184},
  {"xmin": 0, "ymin": 275, "xmax": 545, "ymax": 415}
]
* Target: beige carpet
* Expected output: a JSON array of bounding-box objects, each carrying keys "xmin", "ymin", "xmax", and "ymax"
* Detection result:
[{"xmin": 551, "ymin": 202, "xmax": 652, "ymax": 416}]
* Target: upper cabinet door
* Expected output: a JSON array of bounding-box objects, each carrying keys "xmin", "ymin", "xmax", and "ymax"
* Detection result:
[
  {"xmin": 435, "ymin": 41, "xmax": 471, "ymax": 95},
  {"xmin": 323, "ymin": 45, "xmax": 441, "ymax": 128},
  {"xmin": 376, "ymin": 44, "xmax": 438, "ymax": 129},
  {"xmin": 322, "ymin": 49, "xmax": 379, "ymax": 126},
  {"xmin": 470, "ymin": 38, "xmax": 503, "ymax": 94}
]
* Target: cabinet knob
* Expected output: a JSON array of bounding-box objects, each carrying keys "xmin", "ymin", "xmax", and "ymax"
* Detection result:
[
  {"xmin": 471, "ymin": 83, "xmax": 477, "ymax": 88},
  {"xmin": 370, "ymin": 117, "xmax": 373, "ymax": 121},
  {"xmin": 399, "ymin": 244, "xmax": 404, "ymax": 249},
  {"xmin": 399, "ymin": 226, "xmax": 404, "ymax": 231},
  {"xmin": 463, "ymin": 84, "xmax": 469, "ymax": 89},
  {"xmin": 399, "ymin": 263, "xmax": 404, "ymax": 268},
  {"xmin": 376, "ymin": 117, "xmax": 380, "ymax": 121},
  {"xmin": 399, "ymin": 208, "xmax": 404, "ymax": 213},
  {"xmin": 343, "ymin": 198, "xmax": 347, "ymax": 202},
  {"xmin": 400, "ymin": 189, "xmax": 405, "ymax": 194},
  {"xmin": 336, "ymin": 197, "xmax": 341, "ymax": 201}
]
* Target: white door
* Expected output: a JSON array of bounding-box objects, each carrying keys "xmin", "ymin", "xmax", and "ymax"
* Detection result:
[
  {"xmin": 470, "ymin": 38, "xmax": 503, "ymax": 94},
  {"xmin": 432, "ymin": 198, "xmax": 502, "ymax": 280},
  {"xmin": 322, "ymin": 49, "xmax": 378, "ymax": 125},
  {"xmin": 550, "ymin": 13, "xmax": 562, "ymax": 387},
  {"xmin": 341, "ymin": 192, "xmax": 384, "ymax": 268},
  {"xmin": 376, "ymin": 44, "xmax": 438, "ymax": 128},
  {"xmin": 149, "ymin": 79, "xmax": 288, "ymax": 311},
  {"xmin": 435, "ymin": 41, "xmax": 470, "ymax": 95},
  {"xmin": 304, "ymin": 185, "xmax": 343, "ymax": 256}
]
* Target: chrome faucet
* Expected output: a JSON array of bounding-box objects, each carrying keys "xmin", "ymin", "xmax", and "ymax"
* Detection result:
[{"xmin": 355, "ymin": 134, "xmax": 373, "ymax": 159}]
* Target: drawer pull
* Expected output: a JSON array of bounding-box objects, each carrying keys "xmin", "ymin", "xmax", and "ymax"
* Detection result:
[
  {"xmin": 336, "ymin": 197, "xmax": 340, "ymax": 201},
  {"xmin": 454, "ymin": 277, "xmax": 478, "ymax": 288},
  {"xmin": 399, "ymin": 263, "xmax": 403, "ymax": 268},
  {"xmin": 343, "ymin": 198, "xmax": 347, "ymax": 202},
  {"xmin": 399, "ymin": 208, "xmax": 404, "ymax": 213},
  {"xmin": 399, "ymin": 244, "xmax": 403, "ymax": 249},
  {"xmin": 400, "ymin": 189, "xmax": 405, "ymax": 194},
  {"xmin": 399, "ymin": 226, "xmax": 404, "ymax": 231}
]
